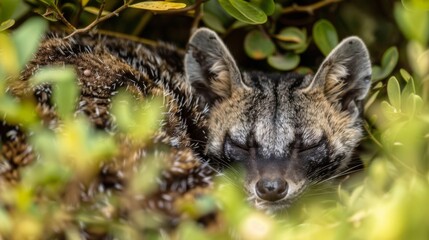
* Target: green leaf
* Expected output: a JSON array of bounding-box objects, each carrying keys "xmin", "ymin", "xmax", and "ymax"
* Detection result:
[
  {"xmin": 276, "ymin": 27, "xmax": 308, "ymax": 53},
  {"xmin": 372, "ymin": 47, "xmax": 399, "ymax": 82},
  {"xmin": 204, "ymin": 0, "xmax": 234, "ymax": 26},
  {"xmin": 202, "ymin": 12, "xmax": 226, "ymax": 33},
  {"xmin": 250, "ymin": 0, "xmax": 275, "ymax": 16},
  {"xmin": 31, "ymin": 67, "xmax": 78, "ymax": 120},
  {"xmin": 267, "ymin": 53, "xmax": 300, "ymax": 71},
  {"xmin": 39, "ymin": 0, "xmax": 57, "ymax": 7},
  {"xmin": 0, "ymin": 19, "xmax": 15, "ymax": 32},
  {"xmin": 0, "ymin": 0, "xmax": 20, "ymax": 22},
  {"xmin": 312, "ymin": 19, "xmax": 338, "ymax": 56},
  {"xmin": 12, "ymin": 17, "xmax": 47, "ymax": 69},
  {"xmin": 387, "ymin": 76, "xmax": 401, "ymax": 110},
  {"xmin": 219, "ymin": 0, "xmax": 267, "ymax": 24},
  {"xmin": 244, "ymin": 30, "xmax": 275, "ymax": 60},
  {"xmin": 230, "ymin": 0, "xmax": 267, "ymax": 24}
]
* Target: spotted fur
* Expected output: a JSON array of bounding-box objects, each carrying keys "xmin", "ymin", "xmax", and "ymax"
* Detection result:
[{"xmin": 0, "ymin": 28, "xmax": 371, "ymax": 219}]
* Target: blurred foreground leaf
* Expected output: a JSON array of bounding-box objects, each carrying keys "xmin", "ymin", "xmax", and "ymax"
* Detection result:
[
  {"xmin": 394, "ymin": 2, "xmax": 429, "ymax": 45},
  {"xmin": 112, "ymin": 92, "xmax": 164, "ymax": 141},
  {"xmin": 12, "ymin": 17, "xmax": 47, "ymax": 69},
  {"xmin": 31, "ymin": 66, "xmax": 78, "ymax": 120},
  {"xmin": 402, "ymin": 0, "xmax": 429, "ymax": 12},
  {"xmin": 0, "ymin": 0, "xmax": 21, "ymax": 22}
]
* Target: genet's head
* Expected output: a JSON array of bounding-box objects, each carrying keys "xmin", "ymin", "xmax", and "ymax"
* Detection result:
[{"xmin": 184, "ymin": 28, "xmax": 371, "ymax": 211}]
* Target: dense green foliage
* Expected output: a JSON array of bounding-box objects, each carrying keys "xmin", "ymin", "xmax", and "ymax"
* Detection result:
[{"xmin": 1, "ymin": 0, "xmax": 429, "ymax": 239}]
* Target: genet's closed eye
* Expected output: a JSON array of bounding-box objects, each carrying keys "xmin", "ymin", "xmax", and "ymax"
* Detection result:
[
  {"xmin": 298, "ymin": 141, "xmax": 323, "ymax": 154},
  {"xmin": 223, "ymin": 134, "xmax": 250, "ymax": 162}
]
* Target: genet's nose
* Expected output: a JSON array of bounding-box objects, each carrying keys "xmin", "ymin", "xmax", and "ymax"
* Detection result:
[{"xmin": 255, "ymin": 178, "xmax": 288, "ymax": 202}]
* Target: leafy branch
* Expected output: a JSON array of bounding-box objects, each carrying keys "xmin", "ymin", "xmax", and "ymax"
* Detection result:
[
  {"xmin": 64, "ymin": 0, "xmax": 133, "ymax": 39},
  {"xmin": 281, "ymin": 0, "xmax": 342, "ymax": 15},
  {"xmin": 50, "ymin": 0, "xmax": 204, "ymax": 39}
]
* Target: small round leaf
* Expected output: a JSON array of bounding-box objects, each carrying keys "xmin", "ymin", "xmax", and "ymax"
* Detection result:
[
  {"xmin": 267, "ymin": 53, "xmax": 300, "ymax": 71},
  {"xmin": 313, "ymin": 19, "xmax": 338, "ymax": 56},
  {"xmin": 276, "ymin": 27, "xmax": 308, "ymax": 53},
  {"xmin": 244, "ymin": 30, "xmax": 275, "ymax": 60}
]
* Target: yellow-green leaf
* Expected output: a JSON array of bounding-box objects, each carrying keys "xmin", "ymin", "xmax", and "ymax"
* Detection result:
[
  {"xmin": 81, "ymin": 0, "xmax": 90, "ymax": 7},
  {"xmin": 387, "ymin": 76, "xmax": 401, "ymax": 110},
  {"xmin": 380, "ymin": 101, "xmax": 401, "ymax": 121},
  {"xmin": 404, "ymin": 93, "xmax": 423, "ymax": 116},
  {"xmin": 276, "ymin": 27, "xmax": 308, "ymax": 53},
  {"xmin": 31, "ymin": 66, "xmax": 78, "ymax": 120},
  {"xmin": 129, "ymin": 1, "xmax": 187, "ymax": 11},
  {"xmin": 0, "ymin": 19, "xmax": 15, "ymax": 32},
  {"xmin": 399, "ymin": 68, "xmax": 412, "ymax": 82},
  {"xmin": 84, "ymin": 6, "xmax": 111, "ymax": 16},
  {"xmin": 0, "ymin": 32, "xmax": 20, "ymax": 75},
  {"xmin": 402, "ymin": 0, "xmax": 429, "ymax": 12}
]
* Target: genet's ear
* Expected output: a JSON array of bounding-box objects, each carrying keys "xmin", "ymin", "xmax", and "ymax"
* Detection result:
[
  {"xmin": 305, "ymin": 37, "xmax": 372, "ymax": 118},
  {"xmin": 185, "ymin": 28, "xmax": 246, "ymax": 106}
]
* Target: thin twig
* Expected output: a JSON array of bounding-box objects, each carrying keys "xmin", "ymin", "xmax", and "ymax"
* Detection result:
[
  {"xmin": 132, "ymin": 12, "xmax": 153, "ymax": 36},
  {"xmin": 281, "ymin": 0, "xmax": 342, "ymax": 15},
  {"xmin": 50, "ymin": 5, "xmax": 76, "ymax": 31},
  {"xmin": 64, "ymin": 0, "xmax": 134, "ymax": 39},
  {"xmin": 190, "ymin": 1, "xmax": 204, "ymax": 34},
  {"xmin": 96, "ymin": 0, "xmax": 106, "ymax": 21}
]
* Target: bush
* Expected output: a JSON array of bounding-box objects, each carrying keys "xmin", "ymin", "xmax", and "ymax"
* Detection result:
[{"xmin": 1, "ymin": 0, "xmax": 429, "ymax": 239}]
